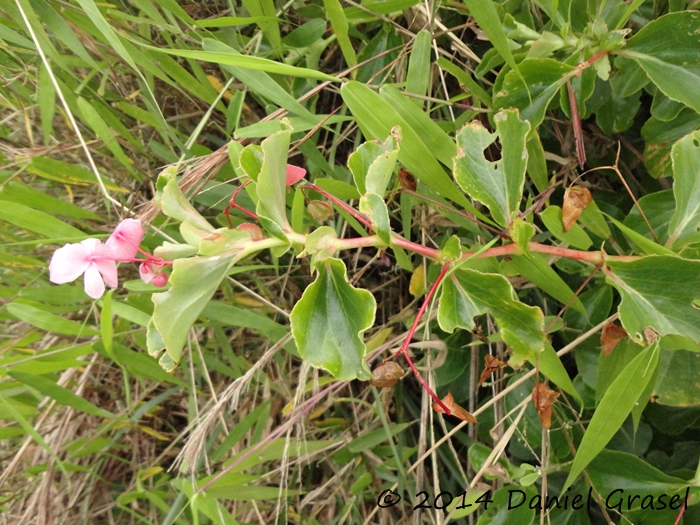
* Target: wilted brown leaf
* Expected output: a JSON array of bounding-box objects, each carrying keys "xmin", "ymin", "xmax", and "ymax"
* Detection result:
[
  {"xmin": 369, "ymin": 361, "xmax": 404, "ymax": 388},
  {"xmin": 398, "ymin": 168, "xmax": 417, "ymax": 191},
  {"xmin": 562, "ymin": 186, "xmax": 592, "ymax": 232},
  {"xmin": 432, "ymin": 392, "xmax": 477, "ymax": 423},
  {"xmin": 478, "ymin": 354, "xmax": 508, "ymax": 387},
  {"xmin": 532, "ymin": 382, "xmax": 559, "ymax": 429},
  {"xmin": 643, "ymin": 327, "xmax": 659, "ymax": 345},
  {"xmin": 601, "ymin": 322, "xmax": 628, "ymax": 356}
]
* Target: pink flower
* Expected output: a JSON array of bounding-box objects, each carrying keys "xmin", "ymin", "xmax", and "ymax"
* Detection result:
[
  {"xmin": 49, "ymin": 238, "xmax": 118, "ymax": 299},
  {"xmin": 286, "ymin": 164, "xmax": 306, "ymax": 186},
  {"xmin": 105, "ymin": 219, "xmax": 143, "ymax": 261},
  {"xmin": 139, "ymin": 261, "xmax": 168, "ymax": 287}
]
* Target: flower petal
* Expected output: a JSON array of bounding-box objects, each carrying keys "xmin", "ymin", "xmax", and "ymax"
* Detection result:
[
  {"xmin": 84, "ymin": 264, "xmax": 106, "ymax": 299},
  {"xmin": 139, "ymin": 262, "xmax": 154, "ymax": 284},
  {"xmin": 49, "ymin": 243, "xmax": 90, "ymax": 284},
  {"xmin": 94, "ymin": 256, "xmax": 118, "ymax": 288},
  {"xmin": 285, "ymin": 164, "xmax": 306, "ymax": 186},
  {"xmin": 106, "ymin": 218, "xmax": 143, "ymax": 261}
]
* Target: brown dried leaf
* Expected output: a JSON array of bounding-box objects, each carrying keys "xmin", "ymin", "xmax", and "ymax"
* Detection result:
[
  {"xmin": 398, "ymin": 168, "xmax": 417, "ymax": 191},
  {"xmin": 369, "ymin": 361, "xmax": 404, "ymax": 388},
  {"xmin": 601, "ymin": 322, "xmax": 628, "ymax": 356},
  {"xmin": 532, "ymin": 382, "xmax": 559, "ymax": 429},
  {"xmin": 562, "ymin": 186, "xmax": 592, "ymax": 232},
  {"xmin": 643, "ymin": 327, "xmax": 659, "ymax": 345},
  {"xmin": 432, "ymin": 391, "xmax": 477, "ymax": 423},
  {"xmin": 478, "ymin": 354, "xmax": 508, "ymax": 387}
]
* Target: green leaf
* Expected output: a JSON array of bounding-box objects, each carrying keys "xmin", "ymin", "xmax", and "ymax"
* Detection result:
[
  {"xmin": 578, "ymin": 200, "xmax": 611, "ymax": 239},
  {"xmin": 502, "ymin": 254, "xmax": 586, "ymax": 314},
  {"xmin": 348, "ymin": 126, "xmax": 400, "ymax": 196},
  {"xmin": 511, "ymin": 218, "xmax": 535, "ymax": 257},
  {"xmin": 348, "ymin": 422, "xmax": 411, "ymax": 453},
  {"xmin": 324, "ymin": 0, "xmax": 356, "ymax": 68},
  {"xmin": 668, "ymin": 130, "xmax": 700, "ymax": 246},
  {"xmin": 461, "ymin": 0, "xmax": 523, "ymax": 87},
  {"xmin": 405, "ymin": 30, "xmax": 432, "ymax": 103},
  {"xmin": 493, "ymin": 59, "xmax": 575, "ymax": 130},
  {"xmin": 622, "ymin": 12, "xmax": 700, "ymax": 114},
  {"xmin": 240, "ymin": 0, "xmax": 280, "ymax": 50},
  {"xmin": 563, "ymin": 341, "xmax": 660, "ymax": 490},
  {"xmin": 9, "ymin": 370, "xmax": 115, "ymax": 419},
  {"xmin": 139, "ymin": 39, "xmax": 338, "ymax": 83},
  {"xmin": 605, "ymin": 256, "xmax": 700, "ymax": 343},
  {"xmin": 152, "ymin": 255, "xmax": 236, "ymax": 365},
  {"xmin": 340, "ymin": 81, "xmax": 482, "ymax": 218},
  {"xmin": 587, "ymin": 450, "xmax": 690, "ymax": 502},
  {"xmin": 256, "ymin": 129, "xmax": 292, "ymax": 233},
  {"xmin": 7, "ymin": 302, "xmax": 98, "ymax": 336},
  {"xmin": 158, "ymin": 176, "xmax": 213, "ymax": 232},
  {"xmin": 526, "ymin": 132, "xmax": 548, "ymax": 193},
  {"xmin": 437, "ymin": 57, "xmax": 492, "ymax": 108},
  {"xmin": 540, "ymin": 206, "xmax": 593, "ymax": 250},
  {"xmin": 359, "ymin": 193, "xmax": 391, "ymax": 245},
  {"xmin": 290, "ymin": 258, "xmax": 376, "ymax": 381},
  {"xmin": 607, "ymin": 215, "xmax": 674, "ymax": 256},
  {"xmin": 453, "ymin": 109, "xmax": 530, "ymax": 227},
  {"xmin": 653, "ymin": 350, "xmax": 700, "ymax": 406},
  {"xmin": 77, "ymin": 97, "xmax": 133, "ymax": 172},
  {"xmin": 0, "ymin": 201, "xmax": 86, "ymax": 239},
  {"xmin": 437, "ymin": 268, "xmax": 546, "ymax": 364},
  {"xmin": 540, "ymin": 342, "xmax": 582, "ymax": 406}
]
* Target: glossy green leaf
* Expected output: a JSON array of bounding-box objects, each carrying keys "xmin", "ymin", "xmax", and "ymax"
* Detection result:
[
  {"xmin": 540, "ymin": 342, "xmax": 582, "ymax": 405},
  {"xmin": 578, "ymin": 200, "xmax": 611, "ymax": 239},
  {"xmin": 540, "ymin": 206, "xmax": 592, "ymax": 250},
  {"xmin": 290, "ymin": 258, "xmax": 376, "ymax": 381},
  {"xmin": 437, "ymin": 268, "xmax": 546, "ymax": 364},
  {"xmin": 605, "ymin": 256, "xmax": 700, "ymax": 343},
  {"xmin": 668, "ymin": 130, "xmax": 700, "ymax": 246},
  {"xmin": 405, "ymin": 30, "xmax": 431, "ymax": 103},
  {"xmin": 255, "ymin": 129, "xmax": 291, "ymax": 233},
  {"xmin": 494, "ymin": 59, "xmax": 575, "ymax": 130},
  {"xmin": 359, "ymin": 193, "xmax": 391, "ymax": 245},
  {"xmin": 607, "ymin": 215, "xmax": 674, "ymax": 256},
  {"xmin": 622, "ymin": 12, "xmax": 700, "ymax": 114},
  {"xmin": 152, "ymin": 255, "xmax": 236, "ymax": 365},
  {"xmin": 563, "ymin": 341, "xmax": 660, "ymax": 490},
  {"xmin": 653, "ymin": 350, "xmax": 700, "ymax": 407},
  {"xmin": 453, "ymin": 109, "xmax": 530, "ymax": 227}
]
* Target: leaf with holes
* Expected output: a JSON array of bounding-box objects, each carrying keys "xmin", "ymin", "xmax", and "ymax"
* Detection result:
[
  {"xmin": 437, "ymin": 268, "xmax": 546, "ymax": 365},
  {"xmin": 453, "ymin": 109, "xmax": 530, "ymax": 227}
]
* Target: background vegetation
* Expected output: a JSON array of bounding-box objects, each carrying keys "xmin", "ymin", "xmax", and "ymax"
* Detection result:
[{"xmin": 1, "ymin": 0, "xmax": 700, "ymax": 524}]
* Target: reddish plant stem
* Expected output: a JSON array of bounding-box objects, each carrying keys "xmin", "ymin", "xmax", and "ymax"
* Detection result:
[
  {"xmin": 300, "ymin": 183, "xmax": 373, "ymax": 229},
  {"xmin": 673, "ymin": 491, "xmax": 690, "ymax": 525},
  {"xmin": 384, "ymin": 264, "xmax": 452, "ymax": 414},
  {"xmin": 224, "ymin": 180, "xmax": 257, "ymax": 226}
]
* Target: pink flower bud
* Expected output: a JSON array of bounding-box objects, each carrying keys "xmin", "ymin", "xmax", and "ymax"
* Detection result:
[
  {"xmin": 106, "ymin": 219, "xmax": 144, "ymax": 261},
  {"xmin": 139, "ymin": 261, "xmax": 168, "ymax": 287}
]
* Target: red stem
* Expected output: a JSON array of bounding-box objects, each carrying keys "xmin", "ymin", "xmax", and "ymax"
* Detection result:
[
  {"xmin": 224, "ymin": 180, "xmax": 258, "ymax": 226},
  {"xmin": 385, "ymin": 264, "xmax": 452, "ymax": 414}
]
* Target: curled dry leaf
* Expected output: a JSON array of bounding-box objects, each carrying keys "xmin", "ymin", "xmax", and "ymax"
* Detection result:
[
  {"xmin": 562, "ymin": 186, "xmax": 592, "ymax": 232},
  {"xmin": 643, "ymin": 327, "xmax": 659, "ymax": 345},
  {"xmin": 478, "ymin": 354, "xmax": 508, "ymax": 386},
  {"xmin": 601, "ymin": 322, "xmax": 628, "ymax": 356},
  {"xmin": 532, "ymin": 382, "xmax": 559, "ymax": 429},
  {"xmin": 398, "ymin": 168, "xmax": 417, "ymax": 191},
  {"xmin": 432, "ymin": 391, "xmax": 477, "ymax": 423},
  {"xmin": 369, "ymin": 361, "xmax": 404, "ymax": 388}
]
